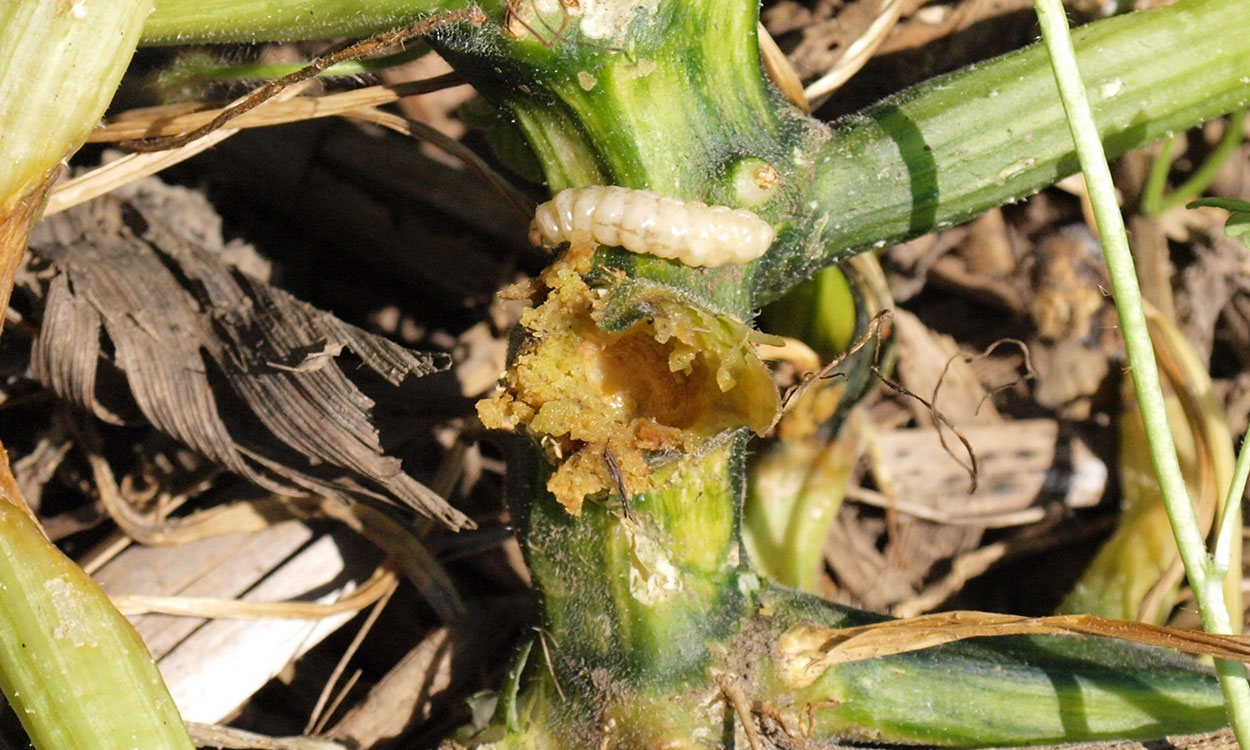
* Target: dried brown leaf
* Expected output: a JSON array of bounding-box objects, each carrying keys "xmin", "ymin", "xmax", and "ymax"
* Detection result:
[
  {"xmin": 780, "ymin": 611, "xmax": 1250, "ymax": 688},
  {"xmin": 23, "ymin": 181, "xmax": 470, "ymax": 529},
  {"xmin": 87, "ymin": 78, "xmax": 460, "ymax": 143}
]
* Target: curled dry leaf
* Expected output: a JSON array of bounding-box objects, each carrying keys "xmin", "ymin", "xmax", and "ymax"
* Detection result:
[
  {"xmin": 778, "ymin": 610, "xmax": 1250, "ymax": 690},
  {"xmin": 19, "ymin": 178, "xmax": 470, "ymax": 529}
]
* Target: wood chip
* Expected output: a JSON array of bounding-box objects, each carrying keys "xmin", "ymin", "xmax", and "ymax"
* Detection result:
[
  {"xmin": 93, "ymin": 521, "xmax": 374, "ymax": 723},
  {"xmin": 857, "ymin": 418, "xmax": 1105, "ymax": 524}
]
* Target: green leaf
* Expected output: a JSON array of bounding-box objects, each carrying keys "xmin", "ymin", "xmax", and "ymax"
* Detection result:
[{"xmin": 1189, "ymin": 197, "xmax": 1250, "ymax": 245}]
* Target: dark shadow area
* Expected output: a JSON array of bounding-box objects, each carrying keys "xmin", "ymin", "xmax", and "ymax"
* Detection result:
[
  {"xmin": 874, "ymin": 104, "xmax": 939, "ymax": 238},
  {"xmin": 809, "ymin": 8, "xmax": 1047, "ymax": 120}
]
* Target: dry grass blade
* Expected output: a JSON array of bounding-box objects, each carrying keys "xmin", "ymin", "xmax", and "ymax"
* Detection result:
[
  {"xmin": 781, "ymin": 611, "xmax": 1250, "ymax": 686},
  {"xmin": 325, "ymin": 598, "xmax": 529, "ymax": 747},
  {"xmin": 72, "ymin": 435, "xmax": 465, "ymax": 620},
  {"xmin": 82, "ymin": 443, "xmax": 465, "ymax": 621},
  {"xmin": 804, "ymin": 0, "xmax": 906, "ymax": 108},
  {"xmin": 757, "ymin": 22, "xmax": 808, "ymax": 113},
  {"xmin": 307, "ymin": 581, "xmax": 397, "ymax": 734},
  {"xmin": 45, "ymin": 82, "xmax": 311, "ymax": 216},
  {"xmin": 111, "ymin": 561, "xmax": 398, "ymax": 618},
  {"xmin": 50, "ymin": 74, "xmax": 468, "ymax": 215},
  {"xmin": 186, "ymin": 723, "xmax": 347, "ymax": 749},
  {"xmin": 312, "ymin": 500, "xmax": 466, "ymax": 620},
  {"xmin": 1145, "ymin": 303, "xmax": 1241, "ymax": 619},
  {"xmin": 1055, "ymin": 299, "xmax": 1238, "ymax": 625},
  {"xmin": 118, "ymin": 9, "xmax": 485, "ymax": 153},
  {"xmin": 49, "ymin": 17, "xmax": 481, "ymax": 215},
  {"xmin": 88, "ymin": 76, "xmax": 461, "ymax": 143}
]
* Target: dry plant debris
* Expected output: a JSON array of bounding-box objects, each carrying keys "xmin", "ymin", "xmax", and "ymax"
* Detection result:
[
  {"xmin": 19, "ymin": 178, "xmax": 467, "ymax": 528},
  {"xmin": 780, "ymin": 611, "xmax": 1250, "ymax": 680}
]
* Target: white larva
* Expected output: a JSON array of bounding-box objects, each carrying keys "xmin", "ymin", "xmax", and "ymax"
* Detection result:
[{"xmin": 528, "ymin": 186, "xmax": 776, "ymax": 268}]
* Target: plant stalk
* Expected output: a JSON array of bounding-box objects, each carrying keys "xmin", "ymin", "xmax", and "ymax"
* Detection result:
[
  {"xmin": 142, "ymin": 0, "xmax": 472, "ymax": 43},
  {"xmin": 1142, "ymin": 109, "xmax": 1247, "ymax": 217},
  {"xmin": 0, "ymin": 487, "xmax": 193, "ymax": 749},
  {"xmin": 1033, "ymin": 0, "xmax": 1250, "ymax": 743},
  {"xmin": 123, "ymin": 0, "xmax": 1250, "ymax": 745},
  {"xmin": 0, "ymin": 0, "xmax": 154, "ymax": 320},
  {"xmin": 138, "ymin": 0, "xmax": 1250, "ymax": 306}
]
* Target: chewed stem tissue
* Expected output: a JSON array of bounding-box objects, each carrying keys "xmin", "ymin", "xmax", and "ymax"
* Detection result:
[{"xmin": 529, "ymin": 186, "xmax": 775, "ymax": 267}]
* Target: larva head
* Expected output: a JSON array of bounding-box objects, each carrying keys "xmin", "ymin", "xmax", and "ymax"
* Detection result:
[
  {"xmin": 529, "ymin": 201, "xmax": 562, "ymax": 249},
  {"xmin": 527, "ymin": 221, "xmax": 545, "ymax": 248}
]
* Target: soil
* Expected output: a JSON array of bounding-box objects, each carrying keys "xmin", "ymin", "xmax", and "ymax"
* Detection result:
[{"xmin": 1, "ymin": 1, "xmax": 1248, "ymax": 748}]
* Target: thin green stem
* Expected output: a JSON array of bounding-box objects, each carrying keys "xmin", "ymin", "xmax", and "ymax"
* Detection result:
[
  {"xmin": 1143, "ymin": 109, "xmax": 1248, "ymax": 216},
  {"xmin": 141, "ymin": 0, "xmax": 484, "ymax": 44},
  {"xmin": 758, "ymin": 0, "xmax": 1250, "ymax": 303},
  {"xmin": 165, "ymin": 44, "xmax": 429, "ymax": 85},
  {"xmin": 1033, "ymin": 0, "xmax": 1250, "ymax": 743},
  {"xmin": 1141, "ymin": 133, "xmax": 1179, "ymax": 216},
  {"xmin": 1216, "ymin": 427, "xmax": 1250, "ymax": 582}
]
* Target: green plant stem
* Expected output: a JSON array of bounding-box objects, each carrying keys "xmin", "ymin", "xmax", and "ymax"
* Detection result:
[
  {"xmin": 1142, "ymin": 108, "xmax": 1247, "ymax": 216},
  {"xmin": 132, "ymin": 0, "xmax": 1250, "ymax": 745},
  {"xmin": 138, "ymin": 0, "xmax": 1250, "ymax": 308},
  {"xmin": 0, "ymin": 501, "xmax": 194, "ymax": 749},
  {"xmin": 764, "ymin": 0, "xmax": 1250, "ymax": 302},
  {"xmin": 1217, "ymin": 427, "xmax": 1250, "ymax": 584},
  {"xmin": 1, "ymin": 0, "xmax": 157, "ymax": 320},
  {"xmin": 453, "ymin": 1, "xmax": 1233, "ymax": 744},
  {"xmin": 165, "ymin": 44, "xmax": 430, "ymax": 85},
  {"xmin": 142, "ymin": 0, "xmax": 475, "ymax": 43},
  {"xmin": 1, "ymin": 0, "xmax": 153, "ymax": 206},
  {"xmin": 1033, "ymin": 0, "xmax": 1250, "ymax": 744},
  {"xmin": 758, "ymin": 589, "xmax": 1226, "ymax": 747}
]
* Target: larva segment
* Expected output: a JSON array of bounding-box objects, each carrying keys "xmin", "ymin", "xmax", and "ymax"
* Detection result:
[{"xmin": 529, "ymin": 186, "xmax": 776, "ymax": 268}]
